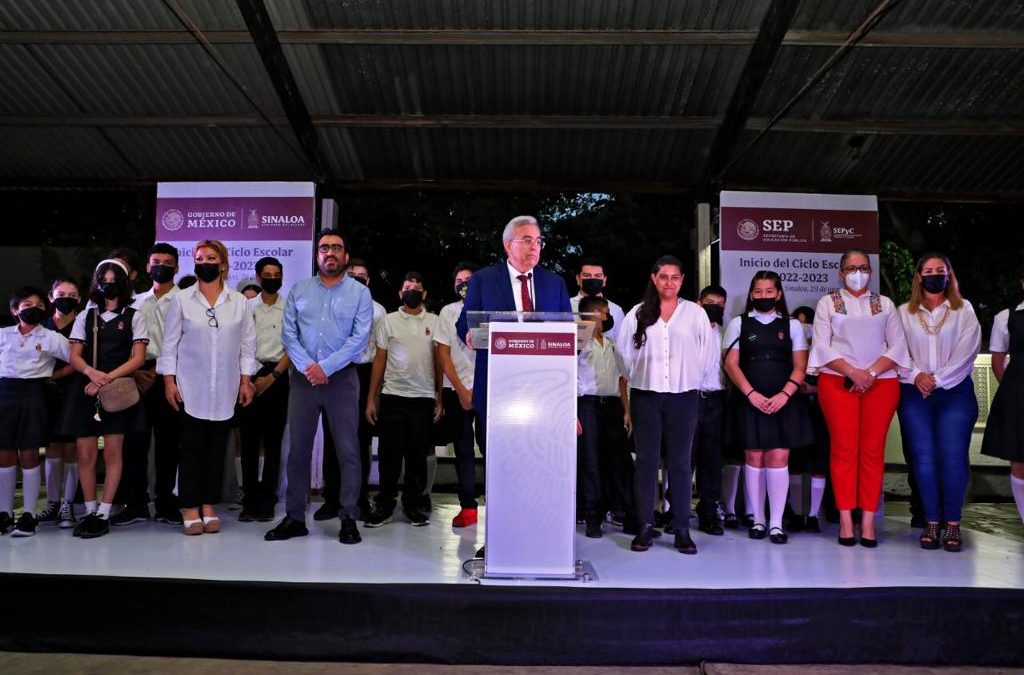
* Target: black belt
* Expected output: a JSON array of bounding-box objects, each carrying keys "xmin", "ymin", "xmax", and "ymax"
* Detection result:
[
  {"xmin": 699, "ymin": 390, "xmax": 724, "ymax": 399},
  {"xmin": 580, "ymin": 394, "xmax": 620, "ymax": 405},
  {"xmin": 261, "ymin": 360, "xmax": 280, "ymax": 369}
]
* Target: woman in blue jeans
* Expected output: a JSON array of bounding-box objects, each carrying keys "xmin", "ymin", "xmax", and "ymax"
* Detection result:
[{"xmin": 896, "ymin": 253, "xmax": 981, "ymax": 552}]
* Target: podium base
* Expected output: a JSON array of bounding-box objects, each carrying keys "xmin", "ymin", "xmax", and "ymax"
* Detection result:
[{"xmin": 463, "ymin": 559, "xmax": 599, "ymax": 584}]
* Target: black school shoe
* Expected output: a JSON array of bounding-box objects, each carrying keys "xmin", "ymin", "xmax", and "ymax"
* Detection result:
[
  {"xmin": 339, "ymin": 517, "xmax": 362, "ymax": 545},
  {"xmin": 110, "ymin": 504, "xmax": 150, "ymax": 526},
  {"xmin": 630, "ymin": 524, "xmax": 658, "ymax": 552},
  {"xmin": 585, "ymin": 519, "xmax": 603, "ymax": 539},
  {"xmin": 11, "ymin": 512, "xmax": 38, "ymax": 537},
  {"xmin": 674, "ymin": 529, "xmax": 698, "ymax": 555},
  {"xmin": 76, "ymin": 514, "xmax": 110, "ymax": 539},
  {"xmin": 0, "ymin": 511, "xmax": 13, "ymax": 535},
  {"xmin": 264, "ymin": 516, "xmax": 309, "ymax": 541}
]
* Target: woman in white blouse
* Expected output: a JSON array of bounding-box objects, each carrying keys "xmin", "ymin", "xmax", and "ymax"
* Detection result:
[
  {"xmin": 896, "ymin": 253, "xmax": 980, "ymax": 552},
  {"xmin": 159, "ymin": 240, "xmax": 256, "ymax": 536},
  {"xmin": 616, "ymin": 255, "xmax": 718, "ymax": 555},
  {"xmin": 809, "ymin": 250, "xmax": 909, "ymax": 547}
]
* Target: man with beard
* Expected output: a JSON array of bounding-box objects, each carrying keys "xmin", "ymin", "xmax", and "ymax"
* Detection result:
[{"xmin": 265, "ymin": 230, "xmax": 372, "ymax": 545}]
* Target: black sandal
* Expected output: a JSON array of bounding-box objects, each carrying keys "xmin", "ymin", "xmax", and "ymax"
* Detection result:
[
  {"xmin": 919, "ymin": 522, "xmax": 940, "ymax": 550},
  {"xmin": 943, "ymin": 523, "xmax": 962, "ymax": 552}
]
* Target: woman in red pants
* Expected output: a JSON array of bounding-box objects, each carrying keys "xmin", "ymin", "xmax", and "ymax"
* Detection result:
[{"xmin": 809, "ymin": 250, "xmax": 909, "ymax": 547}]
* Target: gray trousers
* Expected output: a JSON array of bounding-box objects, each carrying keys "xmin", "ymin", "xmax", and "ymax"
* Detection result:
[{"xmin": 286, "ymin": 366, "xmax": 361, "ymax": 521}]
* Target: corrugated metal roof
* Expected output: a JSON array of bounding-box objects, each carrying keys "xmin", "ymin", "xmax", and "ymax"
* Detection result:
[
  {"xmin": 791, "ymin": 0, "xmax": 1024, "ymax": 32},
  {"xmin": 0, "ymin": 0, "xmax": 245, "ymax": 30},
  {"xmin": 0, "ymin": 127, "xmax": 131, "ymax": 177}
]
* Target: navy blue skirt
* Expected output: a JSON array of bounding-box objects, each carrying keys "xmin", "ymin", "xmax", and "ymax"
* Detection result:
[{"xmin": 0, "ymin": 378, "xmax": 49, "ymax": 449}]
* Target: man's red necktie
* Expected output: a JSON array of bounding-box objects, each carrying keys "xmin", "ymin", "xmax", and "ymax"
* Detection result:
[{"xmin": 517, "ymin": 273, "xmax": 534, "ymax": 312}]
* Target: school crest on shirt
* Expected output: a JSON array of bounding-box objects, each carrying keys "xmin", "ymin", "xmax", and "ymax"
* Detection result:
[
  {"xmin": 425, "ymin": 327, "xmax": 431, "ymax": 336},
  {"xmin": 35, "ymin": 342, "xmax": 42, "ymax": 351},
  {"xmin": 778, "ymin": 331, "xmax": 785, "ymax": 340},
  {"xmin": 117, "ymin": 321, "xmax": 125, "ymax": 331}
]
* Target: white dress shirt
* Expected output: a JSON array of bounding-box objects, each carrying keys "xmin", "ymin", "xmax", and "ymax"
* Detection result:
[
  {"xmin": 808, "ymin": 289, "xmax": 909, "ymax": 379},
  {"xmin": 578, "ymin": 335, "xmax": 627, "ymax": 396},
  {"xmin": 137, "ymin": 285, "xmax": 180, "ymax": 361},
  {"xmin": 248, "ymin": 294, "xmax": 286, "ymax": 363},
  {"xmin": 702, "ymin": 323, "xmax": 726, "ymax": 391},
  {"xmin": 357, "ymin": 300, "xmax": 387, "ymax": 365},
  {"xmin": 434, "ymin": 300, "xmax": 475, "ymax": 390},
  {"xmin": 990, "ymin": 301, "xmax": 1024, "ymax": 353},
  {"xmin": 897, "ymin": 299, "xmax": 981, "ymax": 389},
  {"xmin": 570, "ymin": 293, "xmax": 626, "ymax": 341},
  {"xmin": 0, "ymin": 325, "xmax": 71, "ymax": 379},
  {"xmin": 376, "ymin": 308, "xmax": 439, "ymax": 399},
  {"xmin": 70, "ymin": 308, "xmax": 148, "ymax": 343},
  {"xmin": 507, "ymin": 261, "xmax": 536, "ymax": 313},
  {"xmin": 616, "ymin": 299, "xmax": 718, "ymax": 393},
  {"xmin": 157, "ymin": 286, "xmax": 257, "ymax": 421}
]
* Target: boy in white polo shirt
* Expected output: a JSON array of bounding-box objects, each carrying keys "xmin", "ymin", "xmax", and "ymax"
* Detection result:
[{"xmin": 364, "ymin": 272, "xmax": 442, "ymax": 527}]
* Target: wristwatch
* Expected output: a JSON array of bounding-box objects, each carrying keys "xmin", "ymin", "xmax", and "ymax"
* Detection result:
[
  {"xmin": 270, "ymin": 370, "xmax": 282, "ymax": 380},
  {"xmin": 868, "ymin": 369, "xmax": 878, "ymax": 379}
]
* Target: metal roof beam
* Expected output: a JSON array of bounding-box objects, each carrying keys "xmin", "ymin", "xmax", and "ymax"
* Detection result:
[
  {"xmin": 1, "ymin": 29, "xmax": 1021, "ymax": 48},
  {"xmin": 4, "ymin": 114, "xmax": 1024, "ymax": 136},
  {"xmin": 701, "ymin": 0, "xmax": 801, "ymax": 190}
]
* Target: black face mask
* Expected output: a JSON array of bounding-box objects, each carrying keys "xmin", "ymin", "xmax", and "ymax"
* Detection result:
[
  {"xmin": 52, "ymin": 297, "xmax": 79, "ymax": 315},
  {"xmin": 702, "ymin": 304, "xmax": 724, "ymax": 325},
  {"xmin": 752, "ymin": 297, "xmax": 777, "ymax": 313},
  {"xmin": 97, "ymin": 281, "xmax": 122, "ymax": 299},
  {"xmin": 260, "ymin": 277, "xmax": 283, "ymax": 294},
  {"xmin": 455, "ymin": 281, "xmax": 469, "ymax": 299},
  {"xmin": 348, "ymin": 275, "xmax": 368, "ymax": 286},
  {"xmin": 921, "ymin": 274, "xmax": 948, "ymax": 294},
  {"xmin": 149, "ymin": 264, "xmax": 175, "ymax": 284},
  {"xmin": 194, "ymin": 263, "xmax": 221, "ymax": 283},
  {"xmin": 402, "ymin": 290, "xmax": 423, "ymax": 309},
  {"xmin": 601, "ymin": 315, "xmax": 615, "ymax": 333},
  {"xmin": 18, "ymin": 306, "xmax": 46, "ymax": 326},
  {"xmin": 581, "ymin": 278, "xmax": 604, "ymax": 295}
]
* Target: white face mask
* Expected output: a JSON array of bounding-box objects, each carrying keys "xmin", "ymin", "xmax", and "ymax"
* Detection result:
[{"xmin": 845, "ymin": 270, "xmax": 870, "ymax": 292}]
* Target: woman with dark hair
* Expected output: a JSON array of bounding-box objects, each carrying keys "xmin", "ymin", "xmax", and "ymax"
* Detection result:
[
  {"xmin": 37, "ymin": 277, "xmax": 83, "ymax": 529},
  {"xmin": 897, "ymin": 253, "xmax": 980, "ymax": 552},
  {"xmin": 616, "ymin": 255, "xmax": 718, "ymax": 554},
  {"xmin": 809, "ymin": 250, "xmax": 908, "ymax": 547},
  {"xmin": 61, "ymin": 259, "xmax": 148, "ymax": 539},
  {"xmin": 981, "ymin": 263, "xmax": 1024, "ymax": 530},
  {"xmin": 722, "ymin": 271, "xmax": 813, "ymax": 544}
]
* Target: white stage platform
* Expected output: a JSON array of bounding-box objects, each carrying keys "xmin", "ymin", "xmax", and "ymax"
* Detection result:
[{"xmin": 3, "ymin": 496, "xmax": 1022, "ymax": 590}]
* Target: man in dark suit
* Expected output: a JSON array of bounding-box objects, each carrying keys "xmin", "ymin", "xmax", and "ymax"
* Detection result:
[{"xmin": 456, "ymin": 215, "xmax": 573, "ymax": 421}]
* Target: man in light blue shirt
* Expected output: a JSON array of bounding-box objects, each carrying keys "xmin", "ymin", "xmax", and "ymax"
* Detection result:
[{"xmin": 265, "ymin": 229, "xmax": 372, "ymax": 546}]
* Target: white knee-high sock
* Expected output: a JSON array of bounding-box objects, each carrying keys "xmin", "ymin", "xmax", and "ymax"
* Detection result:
[
  {"xmin": 743, "ymin": 465, "xmax": 766, "ymax": 526},
  {"xmin": 1011, "ymin": 475, "xmax": 1024, "ymax": 525},
  {"xmin": 423, "ymin": 453, "xmax": 438, "ymax": 496},
  {"xmin": 788, "ymin": 474, "xmax": 804, "ymax": 515},
  {"xmin": 21, "ymin": 466, "xmax": 41, "ymax": 516},
  {"xmin": 766, "ymin": 467, "xmax": 790, "ymax": 531},
  {"xmin": 63, "ymin": 463, "xmax": 79, "ymax": 504},
  {"xmin": 44, "ymin": 457, "xmax": 63, "ymax": 504},
  {"xmin": 0, "ymin": 466, "xmax": 16, "ymax": 515},
  {"xmin": 722, "ymin": 464, "xmax": 741, "ymax": 515},
  {"xmin": 809, "ymin": 476, "xmax": 827, "ymax": 518}
]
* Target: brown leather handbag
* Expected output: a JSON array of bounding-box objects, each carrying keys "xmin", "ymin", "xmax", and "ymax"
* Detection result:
[{"xmin": 92, "ymin": 308, "xmax": 140, "ymax": 413}]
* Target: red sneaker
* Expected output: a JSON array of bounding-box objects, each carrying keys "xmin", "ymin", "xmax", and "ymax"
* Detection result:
[{"xmin": 452, "ymin": 508, "xmax": 478, "ymax": 528}]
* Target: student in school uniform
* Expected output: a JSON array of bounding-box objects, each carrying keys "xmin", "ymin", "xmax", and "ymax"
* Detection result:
[
  {"xmin": 61, "ymin": 259, "xmax": 149, "ymax": 539},
  {"xmin": 364, "ymin": 272, "xmax": 443, "ymax": 527},
  {"xmin": 576, "ymin": 295, "xmax": 632, "ymax": 539},
  {"xmin": 692, "ymin": 285, "xmax": 729, "ymax": 536},
  {"xmin": 0, "ymin": 287, "xmax": 72, "ymax": 536},
  {"xmin": 37, "ymin": 277, "xmax": 82, "ymax": 530}
]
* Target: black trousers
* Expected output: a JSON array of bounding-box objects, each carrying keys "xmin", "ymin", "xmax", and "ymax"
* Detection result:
[
  {"xmin": 691, "ymin": 391, "xmax": 724, "ymax": 515},
  {"xmin": 238, "ymin": 363, "xmax": 289, "ymax": 512},
  {"xmin": 631, "ymin": 389, "xmax": 699, "ymax": 527},
  {"xmin": 117, "ymin": 367, "xmax": 182, "ymax": 511},
  {"xmin": 322, "ymin": 362, "xmax": 375, "ymax": 512},
  {"xmin": 178, "ymin": 414, "xmax": 231, "ymax": 509},
  {"xmin": 374, "ymin": 394, "xmax": 434, "ymax": 514},
  {"xmin": 441, "ymin": 388, "xmax": 485, "ymax": 509},
  {"xmin": 578, "ymin": 395, "xmax": 632, "ymax": 522}
]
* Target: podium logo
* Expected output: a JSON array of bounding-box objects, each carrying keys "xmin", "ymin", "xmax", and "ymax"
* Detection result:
[
  {"xmin": 491, "ymin": 332, "xmax": 574, "ymax": 356},
  {"xmin": 248, "ymin": 209, "xmax": 259, "ymax": 229},
  {"xmin": 737, "ymin": 218, "xmax": 759, "ymax": 241},
  {"xmin": 161, "ymin": 209, "xmax": 184, "ymax": 232},
  {"xmin": 494, "ymin": 337, "xmax": 508, "ymax": 350}
]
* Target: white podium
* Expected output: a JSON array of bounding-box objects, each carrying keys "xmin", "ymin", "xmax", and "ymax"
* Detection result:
[{"xmin": 470, "ymin": 311, "xmax": 593, "ymax": 579}]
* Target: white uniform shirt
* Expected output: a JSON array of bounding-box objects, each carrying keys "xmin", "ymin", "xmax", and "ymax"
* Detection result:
[
  {"xmin": 702, "ymin": 323, "xmax": 726, "ymax": 392},
  {"xmin": 578, "ymin": 335, "xmax": 627, "ymax": 397},
  {"xmin": 70, "ymin": 308, "xmax": 149, "ymax": 344},
  {"xmin": 722, "ymin": 311, "xmax": 809, "ymax": 352},
  {"xmin": 507, "ymin": 261, "xmax": 536, "ymax": 313},
  {"xmin": 157, "ymin": 286, "xmax": 257, "ymax": 421},
  {"xmin": 570, "ymin": 293, "xmax": 626, "ymax": 341},
  {"xmin": 990, "ymin": 301, "xmax": 1024, "ymax": 353},
  {"xmin": 248, "ymin": 294, "xmax": 286, "ymax": 363},
  {"xmin": 897, "ymin": 300, "xmax": 981, "ymax": 389},
  {"xmin": 136, "ymin": 286, "xmax": 180, "ymax": 361},
  {"xmin": 0, "ymin": 325, "xmax": 71, "ymax": 379},
  {"xmin": 357, "ymin": 300, "xmax": 387, "ymax": 365},
  {"xmin": 808, "ymin": 289, "xmax": 909, "ymax": 379},
  {"xmin": 616, "ymin": 299, "xmax": 719, "ymax": 394},
  {"xmin": 376, "ymin": 308, "xmax": 439, "ymax": 399},
  {"xmin": 434, "ymin": 300, "xmax": 475, "ymax": 390}
]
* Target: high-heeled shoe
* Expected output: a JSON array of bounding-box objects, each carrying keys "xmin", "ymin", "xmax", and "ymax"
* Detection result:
[
  {"xmin": 859, "ymin": 535, "xmax": 877, "ymax": 548},
  {"xmin": 837, "ymin": 534, "xmax": 856, "ymax": 547},
  {"xmin": 919, "ymin": 522, "xmax": 940, "ymax": 550},
  {"xmin": 943, "ymin": 523, "xmax": 962, "ymax": 552}
]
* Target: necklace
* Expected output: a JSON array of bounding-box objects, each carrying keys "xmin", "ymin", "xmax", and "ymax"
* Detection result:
[{"xmin": 917, "ymin": 307, "xmax": 949, "ymax": 336}]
